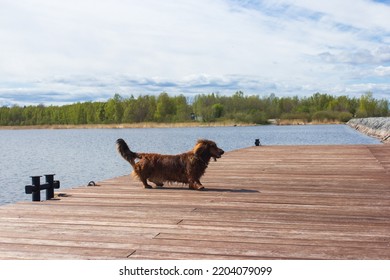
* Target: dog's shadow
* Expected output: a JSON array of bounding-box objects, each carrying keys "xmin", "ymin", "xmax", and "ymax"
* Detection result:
[
  {"xmin": 204, "ymin": 188, "xmax": 259, "ymax": 193},
  {"xmin": 156, "ymin": 186, "xmax": 259, "ymax": 193}
]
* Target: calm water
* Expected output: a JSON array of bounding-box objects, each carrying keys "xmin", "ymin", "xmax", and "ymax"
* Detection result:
[{"xmin": 0, "ymin": 124, "xmax": 381, "ymax": 205}]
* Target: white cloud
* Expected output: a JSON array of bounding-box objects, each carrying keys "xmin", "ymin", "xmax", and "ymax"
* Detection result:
[
  {"xmin": 0, "ymin": 0, "xmax": 389, "ymax": 105},
  {"xmin": 375, "ymin": 66, "xmax": 390, "ymax": 76},
  {"xmin": 274, "ymin": 0, "xmax": 390, "ymax": 31}
]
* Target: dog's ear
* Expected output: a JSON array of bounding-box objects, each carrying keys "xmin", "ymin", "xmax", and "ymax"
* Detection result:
[{"xmin": 193, "ymin": 140, "xmax": 208, "ymax": 156}]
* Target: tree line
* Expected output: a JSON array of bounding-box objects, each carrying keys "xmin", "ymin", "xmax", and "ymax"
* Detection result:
[{"xmin": 0, "ymin": 92, "xmax": 388, "ymax": 126}]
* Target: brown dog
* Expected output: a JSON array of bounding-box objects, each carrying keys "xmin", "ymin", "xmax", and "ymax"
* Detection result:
[{"xmin": 116, "ymin": 138, "xmax": 224, "ymax": 190}]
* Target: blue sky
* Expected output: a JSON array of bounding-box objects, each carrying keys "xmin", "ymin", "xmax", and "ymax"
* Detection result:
[{"xmin": 1, "ymin": 0, "xmax": 390, "ymax": 105}]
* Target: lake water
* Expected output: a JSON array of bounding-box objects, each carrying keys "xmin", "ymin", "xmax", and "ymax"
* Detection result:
[{"xmin": 0, "ymin": 124, "xmax": 381, "ymax": 205}]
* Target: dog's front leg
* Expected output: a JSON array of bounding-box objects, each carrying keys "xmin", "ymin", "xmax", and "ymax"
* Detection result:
[{"xmin": 140, "ymin": 177, "xmax": 153, "ymax": 189}]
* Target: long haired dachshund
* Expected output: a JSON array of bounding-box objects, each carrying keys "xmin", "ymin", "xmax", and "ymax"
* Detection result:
[{"xmin": 116, "ymin": 138, "xmax": 224, "ymax": 190}]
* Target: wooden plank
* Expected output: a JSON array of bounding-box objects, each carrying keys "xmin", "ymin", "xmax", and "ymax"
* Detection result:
[{"xmin": 0, "ymin": 144, "xmax": 389, "ymax": 259}]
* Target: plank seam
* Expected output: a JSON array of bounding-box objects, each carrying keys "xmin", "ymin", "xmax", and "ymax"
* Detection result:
[{"xmin": 126, "ymin": 250, "xmax": 136, "ymax": 258}]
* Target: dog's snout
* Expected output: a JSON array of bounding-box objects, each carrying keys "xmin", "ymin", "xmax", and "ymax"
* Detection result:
[{"xmin": 220, "ymin": 149, "xmax": 224, "ymax": 155}]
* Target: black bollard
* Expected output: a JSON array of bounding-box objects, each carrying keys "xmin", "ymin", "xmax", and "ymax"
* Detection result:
[
  {"xmin": 31, "ymin": 176, "xmax": 42, "ymax": 202},
  {"xmin": 45, "ymin": 174, "xmax": 55, "ymax": 200}
]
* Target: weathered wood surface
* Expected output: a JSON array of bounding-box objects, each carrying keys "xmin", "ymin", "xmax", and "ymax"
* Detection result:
[{"xmin": 0, "ymin": 144, "xmax": 389, "ymax": 259}]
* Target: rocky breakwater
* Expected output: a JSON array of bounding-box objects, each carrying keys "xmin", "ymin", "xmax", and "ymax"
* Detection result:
[{"xmin": 347, "ymin": 117, "xmax": 390, "ymax": 143}]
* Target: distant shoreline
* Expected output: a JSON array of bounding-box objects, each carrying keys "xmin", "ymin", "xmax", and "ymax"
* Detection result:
[
  {"xmin": 0, "ymin": 121, "xmax": 253, "ymax": 130},
  {"xmin": 0, "ymin": 120, "xmax": 349, "ymax": 130},
  {"xmin": 0, "ymin": 119, "xmax": 350, "ymax": 130}
]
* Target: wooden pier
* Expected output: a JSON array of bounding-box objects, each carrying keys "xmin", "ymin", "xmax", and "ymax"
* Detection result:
[{"xmin": 0, "ymin": 144, "xmax": 389, "ymax": 259}]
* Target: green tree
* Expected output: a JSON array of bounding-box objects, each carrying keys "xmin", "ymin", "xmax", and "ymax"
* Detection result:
[
  {"xmin": 105, "ymin": 93, "xmax": 124, "ymax": 123},
  {"xmin": 212, "ymin": 103, "xmax": 224, "ymax": 119},
  {"xmin": 173, "ymin": 95, "xmax": 192, "ymax": 122},
  {"xmin": 155, "ymin": 92, "xmax": 176, "ymax": 122},
  {"xmin": 192, "ymin": 94, "xmax": 218, "ymax": 122}
]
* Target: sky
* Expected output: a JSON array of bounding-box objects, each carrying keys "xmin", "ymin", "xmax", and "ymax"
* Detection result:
[{"xmin": 1, "ymin": 0, "xmax": 390, "ymax": 106}]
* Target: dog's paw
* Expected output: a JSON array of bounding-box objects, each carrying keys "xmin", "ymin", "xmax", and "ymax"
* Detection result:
[{"xmin": 189, "ymin": 184, "xmax": 204, "ymax": 191}]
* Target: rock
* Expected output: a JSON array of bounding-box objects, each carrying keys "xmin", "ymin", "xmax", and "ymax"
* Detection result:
[{"xmin": 347, "ymin": 117, "xmax": 390, "ymax": 143}]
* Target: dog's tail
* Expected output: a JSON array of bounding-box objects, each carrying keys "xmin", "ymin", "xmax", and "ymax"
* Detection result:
[{"xmin": 116, "ymin": 138, "xmax": 140, "ymax": 167}]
